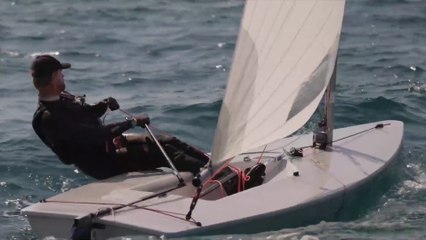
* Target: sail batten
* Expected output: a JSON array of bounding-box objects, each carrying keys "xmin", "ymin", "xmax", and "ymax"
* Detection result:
[{"xmin": 211, "ymin": 0, "xmax": 346, "ymax": 163}]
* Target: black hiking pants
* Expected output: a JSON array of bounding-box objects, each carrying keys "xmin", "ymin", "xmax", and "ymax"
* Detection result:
[{"xmin": 113, "ymin": 133, "xmax": 209, "ymax": 175}]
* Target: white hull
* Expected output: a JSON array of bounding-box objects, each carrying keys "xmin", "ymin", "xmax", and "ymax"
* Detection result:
[{"xmin": 22, "ymin": 120, "xmax": 403, "ymax": 239}]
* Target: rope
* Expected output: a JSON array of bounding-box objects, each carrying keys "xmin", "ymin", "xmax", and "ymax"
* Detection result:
[
  {"xmin": 41, "ymin": 199, "xmax": 124, "ymax": 206},
  {"xmin": 332, "ymin": 123, "xmax": 389, "ymax": 144},
  {"xmin": 201, "ymin": 142, "xmax": 268, "ymax": 192},
  {"xmin": 227, "ymin": 165, "xmax": 243, "ymax": 192},
  {"xmin": 132, "ymin": 205, "xmax": 201, "ymax": 226},
  {"xmin": 227, "ymin": 165, "xmax": 253, "ymax": 192},
  {"xmin": 205, "ymin": 179, "xmax": 227, "ymax": 197},
  {"xmin": 41, "ymin": 196, "xmax": 201, "ymax": 226},
  {"xmin": 294, "ymin": 123, "xmax": 390, "ymax": 151},
  {"xmin": 202, "ymin": 157, "xmax": 235, "ymax": 188},
  {"xmin": 257, "ymin": 144, "xmax": 268, "ymax": 164}
]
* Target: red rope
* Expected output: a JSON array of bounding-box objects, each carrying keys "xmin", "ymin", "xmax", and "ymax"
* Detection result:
[
  {"xmin": 205, "ymin": 179, "xmax": 227, "ymax": 197},
  {"xmin": 202, "ymin": 157, "xmax": 235, "ymax": 188},
  {"xmin": 227, "ymin": 165, "xmax": 243, "ymax": 192},
  {"xmin": 195, "ymin": 144, "xmax": 268, "ymax": 199}
]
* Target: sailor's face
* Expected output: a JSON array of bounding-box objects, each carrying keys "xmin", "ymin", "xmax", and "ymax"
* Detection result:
[{"xmin": 52, "ymin": 70, "xmax": 65, "ymax": 92}]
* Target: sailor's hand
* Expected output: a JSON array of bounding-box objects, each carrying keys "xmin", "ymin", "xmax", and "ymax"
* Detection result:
[
  {"xmin": 104, "ymin": 97, "xmax": 120, "ymax": 111},
  {"xmin": 134, "ymin": 113, "xmax": 150, "ymax": 128}
]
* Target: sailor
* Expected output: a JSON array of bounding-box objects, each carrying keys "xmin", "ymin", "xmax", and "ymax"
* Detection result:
[{"xmin": 31, "ymin": 55, "xmax": 209, "ymax": 180}]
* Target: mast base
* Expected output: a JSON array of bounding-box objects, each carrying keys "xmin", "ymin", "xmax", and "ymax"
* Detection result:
[{"xmin": 313, "ymin": 131, "xmax": 328, "ymax": 150}]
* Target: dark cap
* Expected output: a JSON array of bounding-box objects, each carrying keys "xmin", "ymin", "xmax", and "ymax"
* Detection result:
[{"xmin": 31, "ymin": 55, "xmax": 71, "ymax": 78}]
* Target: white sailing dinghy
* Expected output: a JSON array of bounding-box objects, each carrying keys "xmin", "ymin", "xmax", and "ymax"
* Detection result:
[{"xmin": 22, "ymin": 0, "xmax": 403, "ymax": 239}]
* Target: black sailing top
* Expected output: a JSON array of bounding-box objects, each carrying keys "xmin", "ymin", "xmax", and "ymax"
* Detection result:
[{"xmin": 32, "ymin": 92, "xmax": 132, "ymax": 179}]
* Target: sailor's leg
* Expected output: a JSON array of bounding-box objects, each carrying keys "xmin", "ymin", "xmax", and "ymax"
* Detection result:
[
  {"xmin": 161, "ymin": 144, "xmax": 207, "ymax": 174},
  {"xmin": 124, "ymin": 133, "xmax": 208, "ymax": 160},
  {"xmin": 122, "ymin": 133, "xmax": 151, "ymax": 144},
  {"xmin": 154, "ymin": 134, "xmax": 209, "ymax": 165},
  {"xmin": 114, "ymin": 137, "xmax": 166, "ymax": 172},
  {"xmin": 122, "ymin": 133, "xmax": 209, "ymax": 173}
]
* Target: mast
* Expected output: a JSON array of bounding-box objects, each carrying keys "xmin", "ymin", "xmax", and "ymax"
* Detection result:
[
  {"xmin": 325, "ymin": 60, "xmax": 337, "ymax": 146},
  {"xmin": 314, "ymin": 59, "xmax": 336, "ymax": 150}
]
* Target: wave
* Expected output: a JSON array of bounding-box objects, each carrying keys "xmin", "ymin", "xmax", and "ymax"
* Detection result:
[
  {"xmin": 373, "ymin": 14, "xmax": 426, "ymax": 25},
  {"xmin": 385, "ymin": 65, "xmax": 424, "ymax": 74},
  {"xmin": 162, "ymin": 100, "xmax": 221, "ymax": 114},
  {"xmin": 146, "ymin": 44, "xmax": 195, "ymax": 57},
  {"xmin": 334, "ymin": 96, "xmax": 420, "ymax": 128},
  {"xmin": 358, "ymin": 96, "xmax": 405, "ymax": 111},
  {"xmin": 370, "ymin": 0, "xmax": 425, "ymax": 5}
]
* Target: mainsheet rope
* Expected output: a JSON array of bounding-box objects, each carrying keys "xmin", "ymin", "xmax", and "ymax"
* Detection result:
[{"xmin": 293, "ymin": 123, "xmax": 391, "ymax": 151}]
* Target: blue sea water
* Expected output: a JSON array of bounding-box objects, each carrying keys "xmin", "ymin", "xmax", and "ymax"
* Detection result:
[{"xmin": 0, "ymin": 0, "xmax": 425, "ymax": 239}]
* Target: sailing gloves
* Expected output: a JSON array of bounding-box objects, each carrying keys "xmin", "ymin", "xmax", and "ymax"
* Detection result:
[
  {"xmin": 104, "ymin": 97, "xmax": 120, "ymax": 111},
  {"xmin": 128, "ymin": 113, "xmax": 150, "ymax": 128},
  {"xmin": 102, "ymin": 97, "xmax": 150, "ymax": 128},
  {"xmin": 134, "ymin": 113, "xmax": 150, "ymax": 128}
]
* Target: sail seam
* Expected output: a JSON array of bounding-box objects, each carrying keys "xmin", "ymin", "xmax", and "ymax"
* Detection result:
[
  {"xmin": 244, "ymin": 9, "xmax": 340, "ymax": 148},
  {"xmin": 211, "ymin": 0, "xmax": 277, "ymax": 161},
  {"xmin": 225, "ymin": 3, "xmax": 334, "ymax": 146},
  {"xmin": 249, "ymin": 0, "xmax": 319, "ymax": 106},
  {"xmin": 215, "ymin": 1, "xmax": 315, "ymax": 157},
  {"xmin": 228, "ymin": 0, "xmax": 293, "ymax": 109},
  {"xmin": 223, "ymin": 1, "xmax": 258, "ymax": 100}
]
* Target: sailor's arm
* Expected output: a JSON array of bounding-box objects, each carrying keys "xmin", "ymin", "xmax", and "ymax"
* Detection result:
[
  {"xmin": 53, "ymin": 115, "xmax": 133, "ymax": 144},
  {"xmin": 104, "ymin": 113, "xmax": 150, "ymax": 136},
  {"xmin": 90, "ymin": 97, "xmax": 120, "ymax": 118}
]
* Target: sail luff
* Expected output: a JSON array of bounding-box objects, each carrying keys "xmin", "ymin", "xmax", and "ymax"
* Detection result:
[
  {"xmin": 325, "ymin": 59, "xmax": 338, "ymax": 145},
  {"xmin": 211, "ymin": 0, "xmax": 346, "ymax": 163}
]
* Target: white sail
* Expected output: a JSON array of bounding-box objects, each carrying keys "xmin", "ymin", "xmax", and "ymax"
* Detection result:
[{"xmin": 211, "ymin": 0, "xmax": 346, "ymax": 163}]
